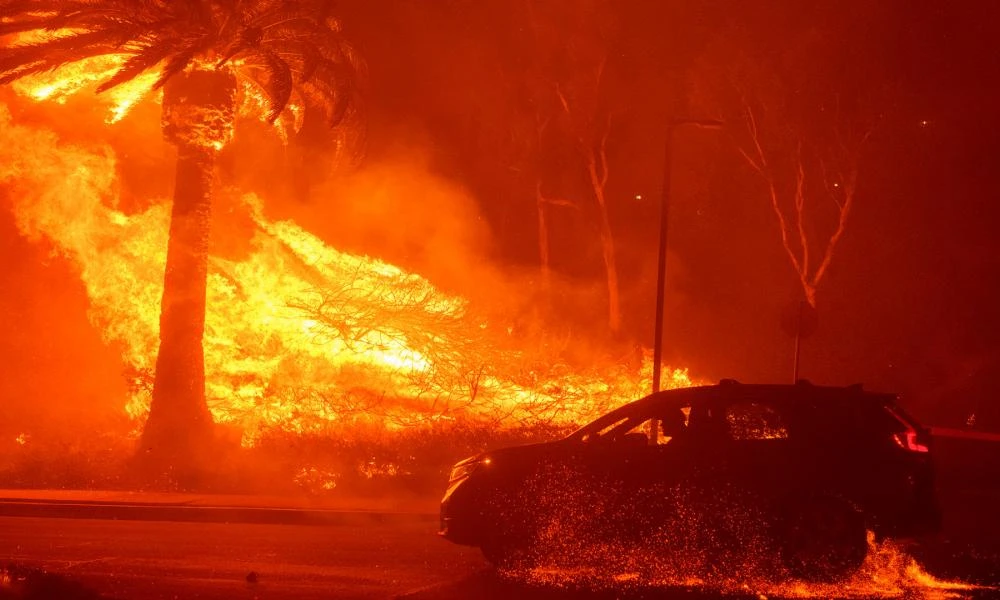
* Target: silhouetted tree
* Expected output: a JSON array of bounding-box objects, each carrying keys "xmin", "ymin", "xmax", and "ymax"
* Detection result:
[
  {"xmin": 0, "ymin": 0, "xmax": 363, "ymax": 476},
  {"xmin": 692, "ymin": 26, "xmax": 880, "ymax": 308},
  {"xmin": 522, "ymin": 0, "xmax": 623, "ymax": 334}
]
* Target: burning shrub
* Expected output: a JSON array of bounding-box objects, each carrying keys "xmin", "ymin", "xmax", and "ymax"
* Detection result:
[{"xmin": 0, "ymin": 102, "xmax": 695, "ymax": 491}]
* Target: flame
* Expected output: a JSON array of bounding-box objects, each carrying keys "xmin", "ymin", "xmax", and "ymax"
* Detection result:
[
  {"xmin": 0, "ymin": 27, "xmax": 693, "ymax": 445},
  {"xmin": 11, "ymin": 53, "xmax": 160, "ymax": 123},
  {"xmin": 6, "ymin": 31, "xmax": 305, "ymax": 130},
  {"xmin": 5, "ymin": 30, "xmax": 161, "ymax": 123},
  {"xmin": 0, "ymin": 104, "xmax": 693, "ymax": 446}
]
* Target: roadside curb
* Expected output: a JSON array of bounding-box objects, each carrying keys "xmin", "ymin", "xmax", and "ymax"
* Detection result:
[{"xmin": 0, "ymin": 497, "xmax": 437, "ymax": 526}]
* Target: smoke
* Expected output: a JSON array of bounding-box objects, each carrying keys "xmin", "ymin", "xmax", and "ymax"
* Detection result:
[
  {"xmin": 274, "ymin": 152, "xmax": 498, "ymax": 301},
  {"xmin": 260, "ymin": 143, "xmax": 625, "ymax": 359}
]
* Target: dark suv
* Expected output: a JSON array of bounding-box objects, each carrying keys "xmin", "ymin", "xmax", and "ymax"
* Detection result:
[{"xmin": 439, "ymin": 380, "xmax": 941, "ymax": 580}]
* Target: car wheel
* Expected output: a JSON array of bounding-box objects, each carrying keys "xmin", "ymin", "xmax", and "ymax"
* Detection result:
[{"xmin": 778, "ymin": 495, "xmax": 868, "ymax": 582}]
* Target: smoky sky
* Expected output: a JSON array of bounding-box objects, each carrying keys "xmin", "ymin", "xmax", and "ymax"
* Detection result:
[{"xmin": 1, "ymin": 0, "xmax": 998, "ymax": 433}]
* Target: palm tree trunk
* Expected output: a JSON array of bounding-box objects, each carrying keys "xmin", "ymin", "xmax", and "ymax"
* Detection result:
[
  {"xmin": 139, "ymin": 68, "xmax": 236, "ymax": 475},
  {"xmin": 140, "ymin": 145, "xmax": 216, "ymax": 462}
]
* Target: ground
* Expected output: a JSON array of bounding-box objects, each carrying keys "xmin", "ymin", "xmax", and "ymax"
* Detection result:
[
  {"xmin": 0, "ymin": 515, "xmax": 478, "ymax": 600},
  {"xmin": 0, "ymin": 494, "xmax": 998, "ymax": 600}
]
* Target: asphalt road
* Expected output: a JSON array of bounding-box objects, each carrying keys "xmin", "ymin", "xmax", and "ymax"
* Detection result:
[
  {"xmin": 0, "ymin": 516, "xmax": 482, "ymax": 600},
  {"xmin": 2, "ymin": 514, "xmax": 998, "ymax": 600}
]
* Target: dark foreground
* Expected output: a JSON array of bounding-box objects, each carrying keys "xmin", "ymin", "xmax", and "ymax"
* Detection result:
[{"xmin": 1, "ymin": 510, "xmax": 998, "ymax": 600}]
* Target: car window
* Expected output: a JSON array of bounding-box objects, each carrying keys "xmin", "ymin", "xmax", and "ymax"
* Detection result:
[
  {"xmin": 582, "ymin": 414, "xmax": 655, "ymax": 444},
  {"xmin": 593, "ymin": 416, "xmax": 635, "ymax": 438},
  {"xmin": 654, "ymin": 405, "xmax": 692, "ymax": 445},
  {"xmin": 725, "ymin": 402, "xmax": 789, "ymax": 441},
  {"xmin": 594, "ymin": 406, "xmax": 694, "ymax": 445},
  {"xmin": 575, "ymin": 399, "xmax": 695, "ymax": 445}
]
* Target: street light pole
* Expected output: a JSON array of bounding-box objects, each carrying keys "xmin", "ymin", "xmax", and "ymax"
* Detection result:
[{"xmin": 652, "ymin": 118, "xmax": 723, "ymax": 394}]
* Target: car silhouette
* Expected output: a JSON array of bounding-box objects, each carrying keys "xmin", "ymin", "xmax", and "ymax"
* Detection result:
[{"xmin": 439, "ymin": 380, "xmax": 942, "ymax": 580}]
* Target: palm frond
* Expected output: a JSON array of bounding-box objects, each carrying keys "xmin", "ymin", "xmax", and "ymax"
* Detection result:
[
  {"xmin": 95, "ymin": 36, "xmax": 176, "ymax": 92},
  {"xmin": 0, "ymin": 34, "xmax": 129, "ymax": 82},
  {"xmin": 1, "ymin": 0, "xmax": 365, "ymax": 146},
  {"xmin": 0, "ymin": 1, "xmax": 59, "ymax": 18},
  {"xmin": 152, "ymin": 46, "xmax": 199, "ymax": 90},
  {"xmin": 253, "ymin": 48, "xmax": 292, "ymax": 122},
  {"xmin": 0, "ymin": 17, "xmax": 58, "ymax": 37}
]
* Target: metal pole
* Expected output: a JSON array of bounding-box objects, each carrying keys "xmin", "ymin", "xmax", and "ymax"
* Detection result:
[
  {"xmin": 652, "ymin": 124, "xmax": 675, "ymax": 394},
  {"xmin": 652, "ymin": 119, "xmax": 723, "ymax": 395},
  {"xmin": 792, "ymin": 300, "xmax": 803, "ymax": 383}
]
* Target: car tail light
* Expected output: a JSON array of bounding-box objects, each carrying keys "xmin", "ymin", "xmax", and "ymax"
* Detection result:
[
  {"xmin": 885, "ymin": 406, "xmax": 930, "ymax": 453},
  {"xmin": 892, "ymin": 429, "xmax": 930, "ymax": 453}
]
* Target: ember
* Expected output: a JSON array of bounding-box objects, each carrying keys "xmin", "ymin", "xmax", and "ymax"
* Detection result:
[{"xmin": 517, "ymin": 533, "xmax": 980, "ymax": 599}]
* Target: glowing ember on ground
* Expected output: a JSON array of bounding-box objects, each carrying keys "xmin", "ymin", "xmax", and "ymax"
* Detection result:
[{"xmin": 514, "ymin": 534, "xmax": 983, "ymax": 599}]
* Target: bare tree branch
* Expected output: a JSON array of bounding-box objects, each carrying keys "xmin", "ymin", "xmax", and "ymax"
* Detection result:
[
  {"xmin": 597, "ymin": 111, "xmax": 612, "ymax": 190},
  {"xmin": 794, "ymin": 142, "xmax": 809, "ymax": 276}
]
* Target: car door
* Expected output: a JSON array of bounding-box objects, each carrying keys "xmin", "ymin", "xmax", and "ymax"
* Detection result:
[
  {"xmin": 561, "ymin": 403, "xmax": 694, "ymax": 541},
  {"xmin": 601, "ymin": 400, "xmax": 708, "ymax": 538},
  {"xmin": 711, "ymin": 397, "xmax": 797, "ymax": 508}
]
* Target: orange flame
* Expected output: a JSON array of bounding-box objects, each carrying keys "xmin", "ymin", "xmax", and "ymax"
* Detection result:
[
  {"xmin": 6, "ymin": 31, "xmax": 304, "ymax": 134},
  {"xmin": 6, "ymin": 31, "xmax": 160, "ymax": 123},
  {"xmin": 0, "ymin": 104, "xmax": 693, "ymax": 446}
]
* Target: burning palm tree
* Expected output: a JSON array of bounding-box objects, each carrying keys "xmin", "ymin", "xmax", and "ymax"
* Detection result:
[{"xmin": 0, "ymin": 0, "xmax": 364, "ymax": 474}]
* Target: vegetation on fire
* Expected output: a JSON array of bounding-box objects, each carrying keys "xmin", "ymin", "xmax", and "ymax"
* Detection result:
[
  {"xmin": 0, "ymin": 0, "xmax": 364, "ymax": 479},
  {"xmin": 0, "ymin": 101, "xmax": 693, "ymax": 491}
]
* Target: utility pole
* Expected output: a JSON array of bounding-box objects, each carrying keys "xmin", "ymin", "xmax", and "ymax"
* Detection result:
[{"xmin": 652, "ymin": 118, "xmax": 723, "ymax": 393}]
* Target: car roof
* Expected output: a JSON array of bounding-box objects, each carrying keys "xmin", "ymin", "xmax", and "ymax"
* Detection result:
[
  {"xmin": 570, "ymin": 380, "xmax": 895, "ymax": 439},
  {"xmin": 644, "ymin": 380, "xmax": 894, "ymax": 406}
]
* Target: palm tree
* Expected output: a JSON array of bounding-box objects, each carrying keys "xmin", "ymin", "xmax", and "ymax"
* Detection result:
[{"xmin": 0, "ymin": 0, "xmax": 364, "ymax": 472}]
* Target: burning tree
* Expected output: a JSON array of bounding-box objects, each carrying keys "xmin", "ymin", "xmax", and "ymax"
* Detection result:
[
  {"xmin": 0, "ymin": 0, "xmax": 363, "ymax": 473},
  {"xmin": 691, "ymin": 29, "xmax": 879, "ymax": 308}
]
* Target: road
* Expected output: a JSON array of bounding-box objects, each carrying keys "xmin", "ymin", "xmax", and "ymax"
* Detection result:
[
  {"xmin": 2, "ymin": 514, "xmax": 998, "ymax": 600},
  {"xmin": 0, "ymin": 515, "xmax": 481, "ymax": 600}
]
